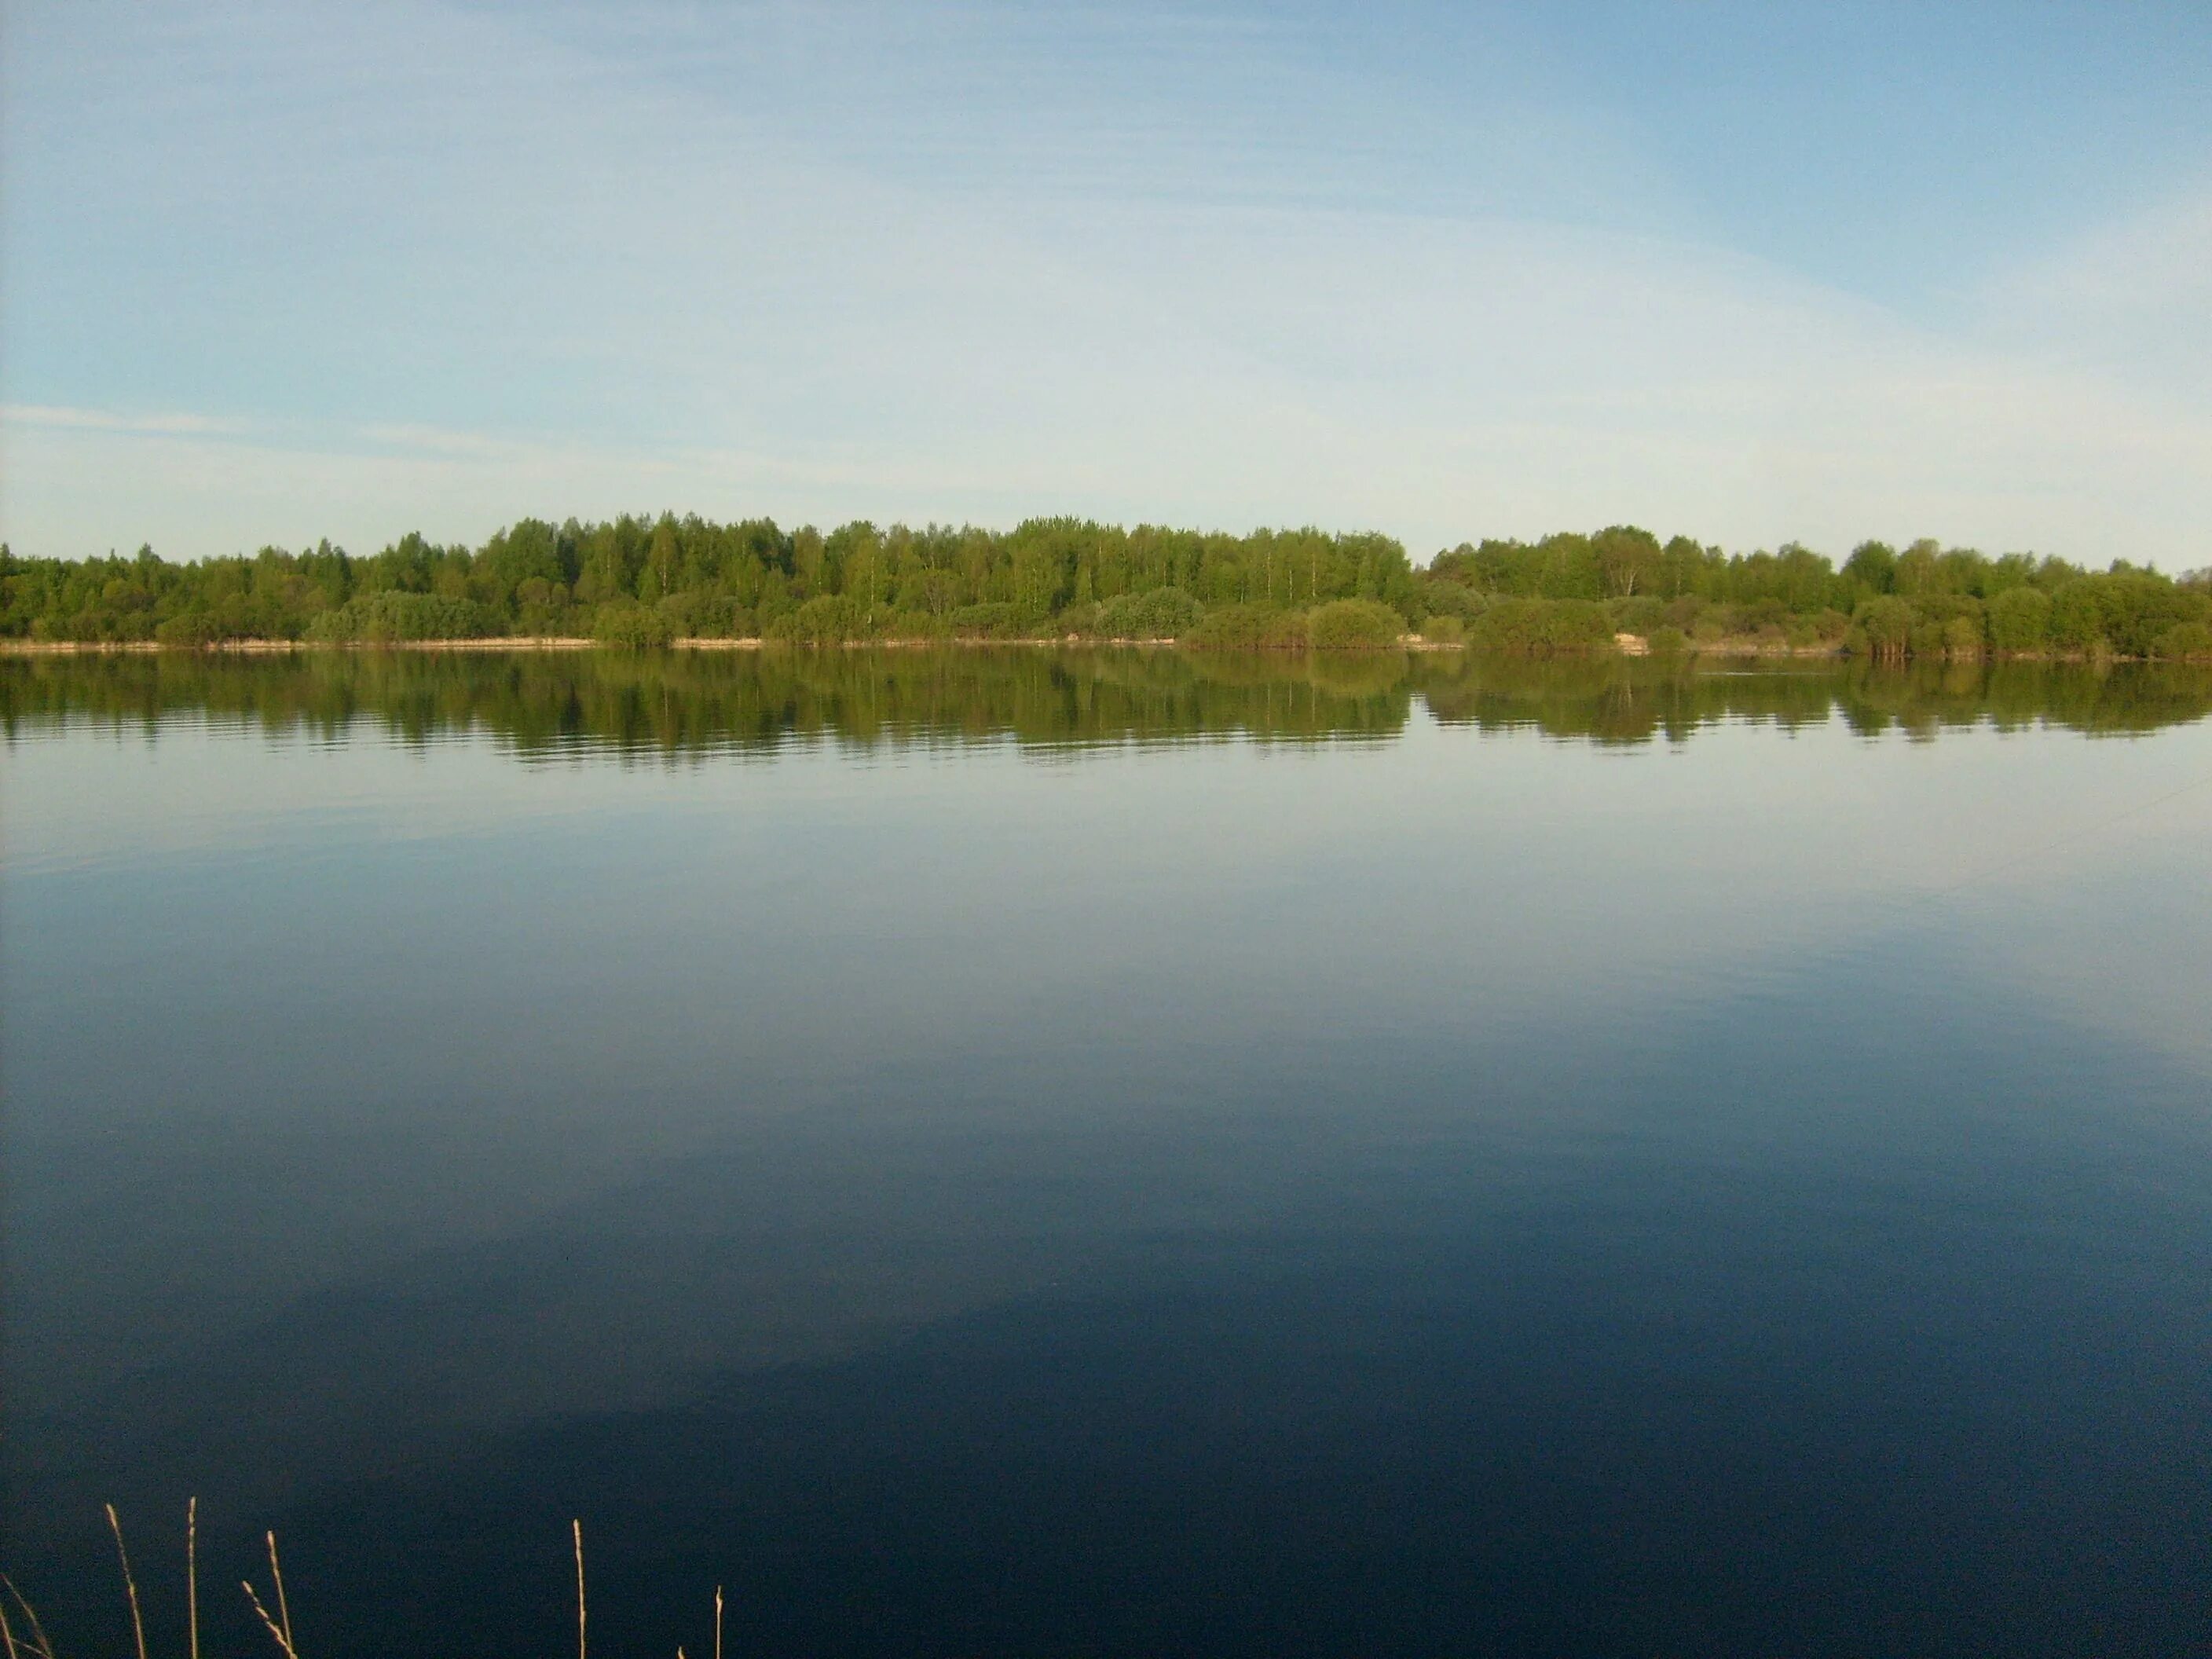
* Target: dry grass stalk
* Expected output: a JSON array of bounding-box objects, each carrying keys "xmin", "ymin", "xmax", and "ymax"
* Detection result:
[
  {"xmin": 573, "ymin": 1519, "xmax": 587, "ymax": 1659},
  {"xmin": 242, "ymin": 1581, "xmax": 298, "ymax": 1659},
  {"xmin": 1, "ymin": 1574, "xmax": 58, "ymax": 1659},
  {"xmin": 188, "ymin": 1499, "xmax": 200, "ymax": 1659},
  {"xmin": 266, "ymin": 1533, "xmax": 296, "ymax": 1656},
  {"xmin": 0, "ymin": 1591, "xmax": 23, "ymax": 1659},
  {"xmin": 105, "ymin": 1505, "xmax": 149, "ymax": 1659},
  {"xmin": 715, "ymin": 1585, "xmax": 724, "ymax": 1659}
]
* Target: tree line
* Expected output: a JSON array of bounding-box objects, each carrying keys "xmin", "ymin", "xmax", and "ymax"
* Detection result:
[{"xmin": 2, "ymin": 517, "xmax": 2207, "ymax": 660}]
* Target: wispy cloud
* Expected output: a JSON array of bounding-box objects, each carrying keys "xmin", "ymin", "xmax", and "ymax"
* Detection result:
[
  {"xmin": 357, "ymin": 423, "xmax": 561, "ymax": 463},
  {"xmin": 2, "ymin": 403, "xmax": 247, "ymax": 437},
  {"xmin": 1976, "ymin": 179, "xmax": 2212, "ymax": 401}
]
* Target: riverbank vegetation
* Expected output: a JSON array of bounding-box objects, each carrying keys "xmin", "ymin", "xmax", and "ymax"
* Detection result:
[{"xmin": 2, "ymin": 519, "xmax": 2207, "ymax": 660}]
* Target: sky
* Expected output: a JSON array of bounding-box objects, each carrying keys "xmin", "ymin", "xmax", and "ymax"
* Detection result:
[{"xmin": 2, "ymin": 0, "xmax": 2209, "ymax": 568}]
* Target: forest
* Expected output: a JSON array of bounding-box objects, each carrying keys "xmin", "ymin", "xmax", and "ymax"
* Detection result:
[{"xmin": 2, "ymin": 517, "xmax": 2208, "ymax": 661}]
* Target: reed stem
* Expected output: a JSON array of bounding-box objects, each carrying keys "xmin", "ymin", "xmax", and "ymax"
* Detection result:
[
  {"xmin": 573, "ymin": 1520, "xmax": 587, "ymax": 1659},
  {"xmin": 188, "ymin": 1498, "xmax": 200, "ymax": 1659},
  {"xmin": 243, "ymin": 1582, "xmax": 299, "ymax": 1659},
  {"xmin": 2, "ymin": 1574, "xmax": 58, "ymax": 1659},
  {"xmin": 266, "ymin": 1533, "xmax": 295, "ymax": 1657},
  {"xmin": 105, "ymin": 1505, "xmax": 149, "ymax": 1659}
]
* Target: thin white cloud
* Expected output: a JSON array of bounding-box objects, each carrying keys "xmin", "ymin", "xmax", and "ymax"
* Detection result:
[
  {"xmin": 357, "ymin": 423, "xmax": 561, "ymax": 463},
  {"xmin": 1974, "ymin": 179, "xmax": 2212, "ymax": 402},
  {"xmin": 1990, "ymin": 180, "xmax": 2212, "ymax": 317},
  {"xmin": 2, "ymin": 403, "xmax": 247, "ymax": 437}
]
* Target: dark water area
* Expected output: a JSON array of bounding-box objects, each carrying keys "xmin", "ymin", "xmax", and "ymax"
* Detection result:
[{"xmin": 5, "ymin": 649, "xmax": 2210, "ymax": 1657}]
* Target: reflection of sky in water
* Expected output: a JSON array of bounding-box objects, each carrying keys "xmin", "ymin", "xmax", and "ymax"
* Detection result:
[{"xmin": 4, "ymin": 660, "xmax": 2210, "ymax": 1657}]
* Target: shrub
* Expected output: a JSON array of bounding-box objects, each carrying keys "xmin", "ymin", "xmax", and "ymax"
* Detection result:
[
  {"xmin": 1419, "ymin": 613, "xmax": 1465, "ymax": 645},
  {"xmin": 1551, "ymin": 600, "xmax": 1617, "ymax": 650},
  {"xmin": 2151, "ymin": 621, "xmax": 2212, "ymax": 662},
  {"xmin": 1987, "ymin": 585, "xmax": 2052, "ymax": 654},
  {"xmin": 1306, "ymin": 598, "xmax": 1407, "ymax": 650},
  {"xmin": 1096, "ymin": 587, "xmax": 1203, "ymax": 640},
  {"xmin": 655, "ymin": 592, "xmax": 752, "ymax": 639},
  {"xmin": 1611, "ymin": 595, "xmax": 1665, "ymax": 636},
  {"xmin": 765, "ymin": 594, "xmax": 861, "ymax": 644},
  {"xmin": 1185, "ymin": 603, "xmax": 1306, "ymax": 650},
  {"xmin": 1417, "ymin": 580, "xmax": 1480, "ymax": 620},
  {"xmin": 156, "ymin": 611, "xmax": 219, "ymax": 647},
  {"xmin": 1941, "ymin": 613, "xmax": 1986, "ymax": 660},
  {"xmin": 2048, "ymin": 580, "xmax": 2108, "ymax": 655},
  {"xmin": 1467, "ymin": 598, "xmax": 1611, "ymax": 654},
  {"xmin": 1647, "ymin": 624, "xmax": 1689, "ymax": 654},
  {"xmin": 947, "ymin": 601, "xmax": 1028, "ymax": 639},
  {"xmin": 308, "ymin": 591, "xmax": 498, "ymax": 643},
  {"xmin": 880, "ymin": 610, "xmax": 950, "ymax": 642},
  {"xmin": 2102, "ymin": 574, "xmax": 2201, "ymax": 657},
  {"xmin": 593, "ymin": 600, "xmax": 676, "ymax": 649},
  {"xmin": 1851, "ymin": 595, "xmax": 1914, "ymax": 660}
]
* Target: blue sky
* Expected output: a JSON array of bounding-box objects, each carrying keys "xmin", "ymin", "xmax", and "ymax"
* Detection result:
[{"xmin": 4, "ymin": 0, "xmax": 2209, "ymax": 565}]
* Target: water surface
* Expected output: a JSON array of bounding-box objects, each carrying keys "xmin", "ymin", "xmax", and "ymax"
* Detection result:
[{"xmin": 5, "ymin": 650, "xmax": 2210, "ymax": 1657}]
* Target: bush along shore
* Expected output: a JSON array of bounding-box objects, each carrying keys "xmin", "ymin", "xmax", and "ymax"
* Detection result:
[{"xmin": 3, "ymin": 519, "xmax": 2207, "ymax": 660}]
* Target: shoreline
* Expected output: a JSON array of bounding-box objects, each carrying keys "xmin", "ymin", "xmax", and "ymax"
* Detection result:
[
  {"xmin": 0, "ymin": 635, "xmax": 1851, "ymax": 658},
  {"xmin": 0, "ymin": 636, "xmax": 2164, "ymax": 664}
]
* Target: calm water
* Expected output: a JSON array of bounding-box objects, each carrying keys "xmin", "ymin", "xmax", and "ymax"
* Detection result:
[{"xmin": 5, "ymin": 649, "xmax": 2211, "ymax": 1657}]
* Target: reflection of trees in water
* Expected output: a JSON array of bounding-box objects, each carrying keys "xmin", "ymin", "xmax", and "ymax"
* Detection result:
[
  {"xmin": 5, "ymin": 649, "xmax": 2209, "ymax": 758},
  {"xmin": 1416, "ymin": 654, "xmax": 2212, "ymax": 745}
]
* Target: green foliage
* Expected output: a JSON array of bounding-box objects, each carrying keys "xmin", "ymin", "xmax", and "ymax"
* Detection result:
[
  {"xmin": 154, "ymin": 611, "xmax": 219, "ymax": 648},
  {"xmin": 1610, "ymin": 595, "xmax": 1667, "ymax": 636},
  {"xmin": 1592, "ymin": 525, "xmax": 1664, "ymax": 598},
  {"xmin": 948, "ymin": 601, "xmax": 1031, "ymax": 639},
  {"xmin": 592, "ymin": 600, "xmax": 676, "ymax": 649},
  {"xmin": 1986, "ymin": 585, "xmax": 2052, "ymax": 653},
  {"xmin": 767, "ymin": 594, "xmax": 862, "ymax": 644},
  {"xmin": 1096, "ymin": 587, "xmax": 1203, "ymax": 640},
  {"xmin": 881, "ymin": 609, "xmax": 953, "ymax": 641},
  {"xmin": 1418, "ymin": 613, "xmax": 1466, "ymax": 645},
  {"xmin": 2152, "ymin": 621, "xmax": 2212, "ymax": 662},
  {"xmin": 308, "ymin": 591, "xmax": 496, "ymax": 643},
  {"xmin": 1852, "ymin": 596, "xmax": 1916, "ymax": 661},
  {"xmin": 1784, "ymin": 610, "xmax": 1851, "ymax": 650},
  {"xmin": 1467, "ymin": 598, "xmax": 1613, "ymax": 654},
  {"xmin": 1306, "ymin": 599, "xmax": 1408, "ymax": 650},
  {"xmin": 2097, "ymin": 573, "xmax": 2203, "ymax": 657},
  {"xmin": 1843, "ymin": 540, "xmax": 1898, "ymax": 594},
  {"xmin": 1185, "ymin": 604, "xmax": 1309, "ymax": 650},
  {"xmin": 1941, "ymin": 613, "xmax": 1986, "ymax": 660},
  {"xmin": 1415, "ymin": 577, "xmax": 1480, "ymax": 621},
  {"xmin": 1647, "ymin": 625, "xmax": 1689, "ymax": 655},
  {"xmin": 2048, "ymin": 580, "xmax": 2108, "ymax": 655},
  {"xmin": 654, "ymin": 590, "xmax": 752, "ymax": 639},
  {"xmin": 2, "ymin": 518, "xmax": 2199, "ymax": 665}
]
